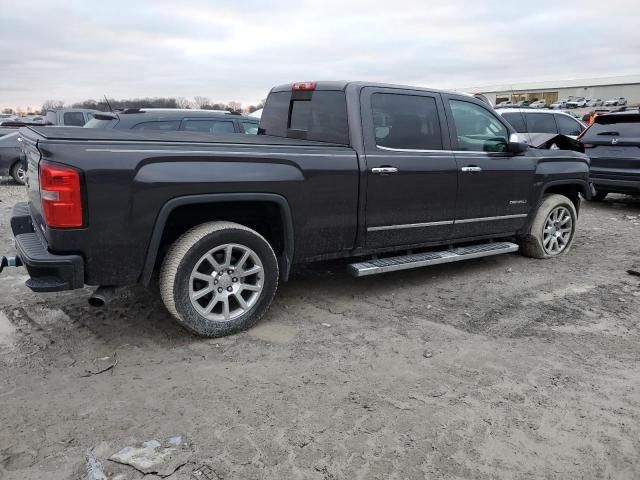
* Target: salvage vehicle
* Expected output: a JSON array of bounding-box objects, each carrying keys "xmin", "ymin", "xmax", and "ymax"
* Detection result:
[
  {"xmin": 604, "ymin": 98, "xmax": 627, "ymax": 107},
  {"xmin": 85, "ymin": 108, "xmax": 259, "ymax": 135},
  {"xmin": 1, "ymin": 81, "xmax": 592, "ymax": 337},
  {"xmin": 566, "ymin": 97, "xmax": 588, "ymax": 108},
  {"xmin": 579, "ymin": 112, "xmax": 640, "ymax": 200},
  {"xmin": 497, "ymin": 108, "xmax": 586, "ymax": 139},
  {"xmin": 0, "ymin": 132, "xmax": 25, "ymax": 184}
]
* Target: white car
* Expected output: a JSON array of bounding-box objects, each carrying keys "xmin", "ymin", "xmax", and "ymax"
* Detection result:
[
  {"xmin": 496, "ymin": 108, "xmax": 587, "ymax": 139},
  {"xmin": 550, "ymin": 99, "xmax": 569, "ymax": 109},
  {"xmin": 587, "ymin": 98, "xmax": 603, "ymax": 107},
  {"xmin": 529, "ymin": 100, "xmax": 546, "ymax": 108},
  {"xmin": 566, "ymin": 97, "xmax": 587, "ymax": 108},
  {"xmin": 604, "ymin": 97, "xmax": 627, "ymax": 107}
]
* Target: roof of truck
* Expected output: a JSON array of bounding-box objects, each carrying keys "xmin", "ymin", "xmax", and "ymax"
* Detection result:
[{"xmin": 271, "ymin": 80, "xmax": 463, "ymax": 97}]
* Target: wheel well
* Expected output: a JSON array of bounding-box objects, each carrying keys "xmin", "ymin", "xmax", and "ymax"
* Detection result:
[
  {"xmin": 156, "ymin": 200, "xmax": 286, "ymax": 268},
  {"xmin": 543, "ymin": 184, "xmax": 583, "ymax": 212}
]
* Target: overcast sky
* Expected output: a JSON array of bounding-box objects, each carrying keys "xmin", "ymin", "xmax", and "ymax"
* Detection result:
[{"xmin": 1, "ymin": 0, "xmax": 639, "ymax": 110}]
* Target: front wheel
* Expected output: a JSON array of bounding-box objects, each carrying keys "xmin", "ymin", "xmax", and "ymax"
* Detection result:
[
  {"xmin": 10, "ymin": 162, "xmax": 26, "ymax": 185},
  {"xmin": 519, "ymin": 194, "xmax": 577, "ymax": 259},
  {"xmin": 159, "ymin": 221, "xmax": 279, "ymax": 337}
]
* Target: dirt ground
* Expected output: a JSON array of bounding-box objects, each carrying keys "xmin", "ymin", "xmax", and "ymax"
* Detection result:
[{"xmin": 0, "ymin": 181, "xmax": 639, "ymax": 480}]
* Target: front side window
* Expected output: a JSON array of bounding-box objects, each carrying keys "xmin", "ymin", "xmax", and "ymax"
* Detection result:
[
  {"xmin": 183, "ymin": 120, "xmax": 235, "ymax": 134},
  {"xmin": 63, "ymin": 112, "xmax": 87, "ymax": 126},
  {"xmin": 556, "ymin": 115, "xmax": 584, "ymax": 136},
  {"xmin": 501, "ymin": 112, "xmax": 527, "ymax": 133},
  {"xmin": 449, "ymin": 100, "xmax": 508, "ymax": 152},
  {"xmin": 371, "ymin": 93, "xmax": 443, "ymax": 150},
  {"xmin": 524, "ymin": 113, "xmax": 557, "ymax": 134},
  {"xmin": 132, "ymin": 120, "xmax": 181, "ymax": 131}
]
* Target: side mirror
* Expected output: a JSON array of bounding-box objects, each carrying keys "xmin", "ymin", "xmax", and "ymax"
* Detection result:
[{"xmin": 508, "ymin": 133, "xmax": 529, "ymax": 154}]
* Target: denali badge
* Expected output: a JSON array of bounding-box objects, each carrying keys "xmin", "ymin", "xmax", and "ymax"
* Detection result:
[{"xmin": 509, "ymin": 200, "xmax": 527, "ymax": 205}]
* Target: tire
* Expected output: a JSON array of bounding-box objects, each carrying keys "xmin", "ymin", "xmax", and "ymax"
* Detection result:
[
  {"xmin": 519, "ymin": 194, "xmax": 577, "ymax": 259},
  {"xmin": 10, "ymin": 162, "xmax": 26, "ymax": 185},
  {"xmin": 159, "ymin": 221, "xmax": 279, "ymax": 337},
  {"xmin": 590, "ymin": 189, "xmax": 608, "ymax": 202}
]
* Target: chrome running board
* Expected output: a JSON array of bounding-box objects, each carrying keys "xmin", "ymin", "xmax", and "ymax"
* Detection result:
[{"xmin": 348, "ymin": 242, "xmax": 519, "ymax": 277}]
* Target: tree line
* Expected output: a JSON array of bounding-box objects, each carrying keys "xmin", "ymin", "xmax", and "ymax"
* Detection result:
[{"xmin": 2, "ymin": 97, "xmax": 265, "ymax": 116}]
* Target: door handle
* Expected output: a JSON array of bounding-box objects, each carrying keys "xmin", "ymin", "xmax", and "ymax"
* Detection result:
[
  {"xmin": 371, "ymin": 167, "xmax": 399, "ymax": 174},
  {"xmin": 461, "ymin": 166, "xmax": 482, "ymax": 173}
]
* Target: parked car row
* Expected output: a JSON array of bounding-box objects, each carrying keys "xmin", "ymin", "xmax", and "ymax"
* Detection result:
[{"xmin": 498, "ymin": 97, "xmax": 628, "ymax": 110}]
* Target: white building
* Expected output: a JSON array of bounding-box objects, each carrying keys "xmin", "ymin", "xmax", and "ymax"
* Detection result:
[{"xmin": 463, "ymin": 74, "xmax": 640, "ymax": 106}]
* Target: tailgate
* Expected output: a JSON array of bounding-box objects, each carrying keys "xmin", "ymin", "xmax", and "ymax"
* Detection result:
[{"xmin": 588, "ymin": 145, "xmax": 640, "ymax": 173}]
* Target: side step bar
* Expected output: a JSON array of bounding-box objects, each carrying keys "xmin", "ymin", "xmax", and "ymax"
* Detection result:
[{"xmin": 348, "ymin": 241, "xmax": 519, "ymax": 277}]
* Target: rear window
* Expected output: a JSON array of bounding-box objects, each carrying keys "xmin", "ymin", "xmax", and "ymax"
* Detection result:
[
  {"xmin": 63, "ymin": 112, "xmax": 86, "ymax": 126},
  {"xmin": 84, "ymin": 118, "xmax": 118, "ymax": 129},
  {"xmin": 581, "ymin": 115, "xmax": 640, "ymax": 141},
  {"xmin": 240, "ymin": 121, "xmax": 259, "ymax": 134},
  {"xmin": 260, "ymin": 90, "xmax": 349, "ymax": 144}
]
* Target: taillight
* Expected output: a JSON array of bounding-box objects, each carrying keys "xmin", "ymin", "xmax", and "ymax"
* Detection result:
[
  {"xmin": 39, "ymin": 161, "xmax": 83, "ymax": 228},
  {"xmin": 292, "ymin": 81, "xmax": 316, "ymax": 91}
]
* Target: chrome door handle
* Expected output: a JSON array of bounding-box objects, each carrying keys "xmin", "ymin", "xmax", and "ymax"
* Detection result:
[
  {"xmin": 461, "ymin": 166, "xmax": 482, "ymax": 173},
  {"xmin": 371, "ymin": 167, "xmax": 399, "ymax": 174}
]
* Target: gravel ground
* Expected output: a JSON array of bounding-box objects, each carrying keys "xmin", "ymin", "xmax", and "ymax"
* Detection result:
[{"xmin": 0, "ymin": 180, "xmax": 639, "ymax": 479}]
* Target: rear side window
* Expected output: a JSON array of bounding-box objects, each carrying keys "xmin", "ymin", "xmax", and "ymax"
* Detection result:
[
  {"xmin": 240, "ymin": 121, "xmax": 259, "ymax": 134},
  {"xmin": 183, "ymin": 120, "xmax": 235, "ymax": 134},
  {"xmin": 371, "ymin": 93, "xmax": 442, "ymax": 150},
  {"xmin": 260, "ymin": 91, "xmax": 349, "ymax": 144},
  {"xmin": 556, "ymin": 115, "xmax": 584, "ymax": 136},
  {"xmin": 63, "ymin": 112, "xmax": 87, "ymax": 126},
  {"xmin": 501, "ymin": 112, "xmax": 527, "ymax": 133},
  {"xmin": 132, "ymin": 121, "xmax": 181, "ymax": 131},
  {"xmin": 524, "ymin": 113, "xmax": 557, "ymax": 134}
]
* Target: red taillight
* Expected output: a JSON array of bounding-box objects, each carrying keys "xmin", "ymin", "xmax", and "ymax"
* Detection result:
[
  {"xmin": 292, "ymin": 81, "xmax": 316, "ymax": 91},
  {"xmin": 39, "ymin": 161, "xmax": 83, "ymax": 228}
]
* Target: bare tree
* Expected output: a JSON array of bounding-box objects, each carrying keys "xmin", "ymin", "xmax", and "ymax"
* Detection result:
[
  {"xmin": 175, "ymin": 97, "xmax": 193, "ymax": 109},
  {"xmin": 41, "ymin": 100, "xmax": 64, "ymax": 112},
  {"xmin": 2, "ymin": 108, "xmax": 13, "ymax": 114},
  {"xmin": 193, "ymin": 96, "xmax": 212, "ymax": 109},
  {"xmin": 227, "ymin": 101, "xmax": 242, "ymax": 113}
]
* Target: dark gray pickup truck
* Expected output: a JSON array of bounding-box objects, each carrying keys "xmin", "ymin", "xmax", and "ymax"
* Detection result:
[{"xmin": 2, "ymin": 81, "xmax": 592, "ymax": 337}]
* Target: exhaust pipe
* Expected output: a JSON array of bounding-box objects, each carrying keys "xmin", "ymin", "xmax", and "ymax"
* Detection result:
[{"xmin": 88, "ymin": 286, "xmax": 116, "ymax": 307}]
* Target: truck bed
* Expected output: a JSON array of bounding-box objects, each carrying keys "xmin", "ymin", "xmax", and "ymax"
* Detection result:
[{"xmin": 21, "ymin": 126, "xmax": 348, "ymax": 148}]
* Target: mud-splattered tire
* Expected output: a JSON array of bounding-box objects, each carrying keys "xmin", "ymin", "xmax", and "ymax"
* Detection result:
[
  {"xmin": 10, "ymin": 162, "xmax": 26, "ymax": 185},
  {"xmin": 159, "ymin": 221, "xmax": 278, "ymax": 337},
  {"xmin": 519, "ymin": 194, "xmax": 577, "ymax": 259}
]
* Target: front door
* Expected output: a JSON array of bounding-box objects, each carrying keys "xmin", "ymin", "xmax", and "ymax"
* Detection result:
[
  {"xmin": 362, "ymin": 87, "xmax": 458, "ymax": 248},
  {"xmin": 443, "ymin": 97, "xmax": 536, "ymax": 238}
]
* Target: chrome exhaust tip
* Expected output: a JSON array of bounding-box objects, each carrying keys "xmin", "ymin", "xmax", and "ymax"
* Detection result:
[{"xmin": 88, "ymin": 286, "xmax": 116, "ymax": 307}]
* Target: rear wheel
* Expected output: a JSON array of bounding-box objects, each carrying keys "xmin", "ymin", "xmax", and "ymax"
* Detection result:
[
  {"xmin": 159, "ymin": 221, "xmax": 278, "ymax": 337},
  {"xmin": 519, "ymin": 194, "xmax": 577, "ymax": 259},
  {"xmin": 10, "ymin": 162, "xmax": 26, "ymax": 185}
]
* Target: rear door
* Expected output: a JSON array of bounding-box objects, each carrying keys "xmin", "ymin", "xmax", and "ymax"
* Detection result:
[
  {"xmin": 443, "ymin": 96, "xmax": 536, "ymax": 238},
  {"xmin": 361, "ymin": 87, "xmax": 457, "ymax": 248}
]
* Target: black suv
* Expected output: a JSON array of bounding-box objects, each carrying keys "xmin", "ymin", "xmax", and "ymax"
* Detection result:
[
  {"xmin": 84, "ymin": 108, "xmax": 259, "ymax": 135},
  {"xmin": 580, "ymin": 112, "xmax": 640, "ymax": 200}
]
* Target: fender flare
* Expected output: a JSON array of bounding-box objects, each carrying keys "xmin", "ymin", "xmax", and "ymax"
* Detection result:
[{"xmin": 140, "ymin": 193, "xmax": 294, "ymax": 285}]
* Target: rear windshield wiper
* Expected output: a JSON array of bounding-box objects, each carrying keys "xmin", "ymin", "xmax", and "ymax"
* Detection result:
[{"xmin": 596, "ymin": 131, "xmax": 620, "ymax": 136}]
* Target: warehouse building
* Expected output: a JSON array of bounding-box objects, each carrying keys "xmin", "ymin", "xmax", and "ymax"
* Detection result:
[{"xmin": 464, "ymin": 74, "xmax": 640, "ymax": 107}]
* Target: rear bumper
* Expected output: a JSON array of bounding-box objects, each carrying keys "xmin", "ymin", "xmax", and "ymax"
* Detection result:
[
  {"xmin": 7, "ymin": 202, "xmax": 84, "ymax": 292},
  {"xmin": 591, "ymin": 175, "xmax": 640, "ymax": 194}
]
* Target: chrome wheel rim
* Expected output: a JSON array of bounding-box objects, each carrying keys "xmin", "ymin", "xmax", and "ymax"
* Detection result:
[
  {"xmin": 542, "ymin": 206, "xmax": 572, "ymax": 255},
  {"xmin": 189, "ymin": 243, "xmax": 264, "ymax": 322}
]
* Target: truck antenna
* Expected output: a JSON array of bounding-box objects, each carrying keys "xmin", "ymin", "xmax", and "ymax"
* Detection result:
[{"xmin": 104, "ymin": 95, "xmax": 114, "ymax": 113}]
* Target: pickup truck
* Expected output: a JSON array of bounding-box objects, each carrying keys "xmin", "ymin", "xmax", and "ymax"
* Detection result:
[{"xmin": 2, "ymin": 81, "xmax": 592, "ymax": 338}]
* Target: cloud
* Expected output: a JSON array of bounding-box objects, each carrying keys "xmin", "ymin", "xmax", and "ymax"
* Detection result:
[{"xmin": 0, "ymin": 0, "xmax": 638, "ymax": 110}]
